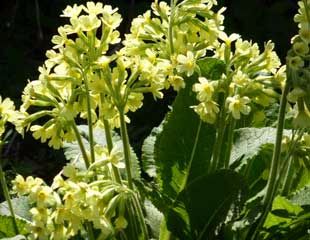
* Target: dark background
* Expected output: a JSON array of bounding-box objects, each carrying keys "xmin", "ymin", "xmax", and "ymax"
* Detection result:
[{"xmin": 0, "ymin": 0, "xmax": 298, "ymax": 188}]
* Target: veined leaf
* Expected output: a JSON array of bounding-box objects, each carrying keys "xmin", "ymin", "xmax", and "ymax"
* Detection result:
[
  {"xmin": 154, "ymin": 74, "xmax": 216, "ymax": 201},
  {"xmin": 0, "ymin": 215, "xmax": 29, "ymax": 237},
  {"xmin": 0, "ymin": 197, "xmax": 31, "ymax": 222},
  {"xmin": 1, "ymin": 235, "xmax": 26, "ymax": 240},
  {"xmin": 141, "ymin": 123, "xmax": 163, "ymax": 178},
  {"xmin": 167, "ymin": 170, "xmax": 246, "ymax": 239},
  {"xmin": 230, "ymin": 127, "xmax": 291, "ymax": 169},
  {"xmin": 290, "ymin": 185, "xmax": 310, "ymax": 206}
]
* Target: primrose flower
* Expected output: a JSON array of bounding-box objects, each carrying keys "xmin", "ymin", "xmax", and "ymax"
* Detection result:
[
  {"xmin": 192, "ymin": 101, "xmax": 219, "ymax": 124},
  {"xmin": 61, "ymin": 4, "xmax": 82, "ymax": 18},
  {"xmin": 84, "ymin": 2, "xmax": 105, "ymax": 15},
  {"xmin": 177, "ymin": 51, "xmax": 196, "ymax": 77},
  {"xmin": 78, "ymin": 14, "xmax": 101, "ymax": 32},
  {"xmin": 192, "ymin": 77, "xmax": 215, "ymax": 102},
  {"xmin": 218, "ymin": 32, "xmax": 240, "ymax": 45},
  {"xmin": 226, "ymin": 95, "xmax": 251, "ymax": 119}
]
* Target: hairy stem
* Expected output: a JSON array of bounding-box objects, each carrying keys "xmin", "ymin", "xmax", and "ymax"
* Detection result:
[
  {"xmin": 71, "ymin": 121, "xmax": 90, "ymax": 168},
  {"xmin": 119, "ymin": 111, "xmax": 133, "ymax": 189},
  {"xmin": 82, "ymin": 70, "xmax": 96, "ymax": 164},
  {"xmin": 0, "ymin": 143, "xmax": 19, "ymax": 234},
  {"xmin": 103, "ymin": 119, "xmax": 122, "ymax": 184}
]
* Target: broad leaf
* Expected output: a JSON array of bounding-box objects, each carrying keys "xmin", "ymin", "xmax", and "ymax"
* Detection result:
[
  {"xmin": 1, "ymin": 235, "xmax": 26, "ymax": 240},
  {"xmin": 197, "ymin": 57, "xmax": 226, "ymax": 80},
  {"xmin": 230, "ymin": 127, "xmax": 291, "ymax": 169},
  {"xmin": 0, "ymin": 197, "xmax": 31, "ymax": 222},
  {"xmin": 141, "ymin": 124, "xmax": 163, "ymax": 178},
  {"xmin": 167, "ymin": 170, "xmax": 246, "ymax": 239},
  {"xmin": 290, "ymin": 185, "xmax": 310, "ymax": 206},
  {"xmin": 154, "ymin": 74, "xmax": 216, "ymax": 200},
  {"xmin": 0, "ymin": 215, "xmax": 29, "ymax": 237},
  {"xmin": 144, "ymin": 199, "xmax": 163, "ymax": 239}
]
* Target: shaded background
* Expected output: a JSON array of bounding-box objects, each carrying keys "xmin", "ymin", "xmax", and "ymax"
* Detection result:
[{"xmin": 0, "ymin": 0, "xmax": 298, "ymax": 190}]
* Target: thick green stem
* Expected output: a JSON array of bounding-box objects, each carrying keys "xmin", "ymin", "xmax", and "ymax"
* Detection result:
[
  {"xmin": 224, "ymin": 118, "xmax": 236, "ymax": 168},
  {"xmin": 82, "ymin": 70, "xmax": 96, "ymax": 164},
  {"xmin": 71, "ymin": 121, "xmax": 90, "ymax": 169},
  {"xmin": 119, "ymin": 111, "xmax": 133, "ymax": 189},
  {"xmin": 168, "ymin": 0, "xmax": 176, "ymax": 55},
  {"xmin": 250, "ymin": 81, "xmax": 290, "ymax": 240},
  {"xmin": 103, "ymin": 119, "xmax": 122, "ymax": 184},
  {"xmin": 0, "ymin": 144, "xmax": 19, "ymax": 235},
  {"xmin": 85, "ymin": 221, "xmax": 95, "ymax": 240}
]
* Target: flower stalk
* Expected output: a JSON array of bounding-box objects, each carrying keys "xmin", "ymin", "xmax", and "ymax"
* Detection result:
[
  {"xmin": 82, "ymin": 70, "xmax": 96, "ymax": 164},
  {"xmin": 119, "ymin": 110, "xmax": 133, "ymax": 189},
  {"xmin": 71, "ymin": 121, "xmax": 90, "ymax": 169},
  {"xmin": 103, "ymin": 119, "xmax": 122, "ymax": 184},
  {"xmin": 250, "ymin": 78, "xmax": 290, "ymax": 240},
  {"xmin": 0, "ymin": 143, "xmax": 19, "ymax": 235}
]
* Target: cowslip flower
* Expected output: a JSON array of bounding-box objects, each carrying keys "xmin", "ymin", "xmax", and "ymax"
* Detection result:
[
  {"xmin": 192, "ymin": 77, "xmax": 215, "ymax": 102},
  {"xmin": 226, "ymin": 95, "xmax": 251, "ymax": 119},
  {"xmin": 176, "ymin": 51, "xmax": 196, "ymax": 77},
  {"xmin": 192, "ymin": 101, "xmax": 219, "ymax": 124}
]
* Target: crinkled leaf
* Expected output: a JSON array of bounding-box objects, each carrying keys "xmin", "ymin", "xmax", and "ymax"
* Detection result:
[
  {"xmin": 1, "ymin": 235, "xmax": 26, "ymax": 240},
  {"xmin": 230, "ymin": 127, "xmax": 291, "ymax": 169},
  {"xmin": 63, "ymin": 125, "xmax": 141, "ymax": 179},
  {"xmin": 290, "ymin": 185, "xmax": 310, "ymax": 206},
  {"xmin": 197, "ymin": 57, "xmax": 226, "ymax": 80},
  {"xmin": 141, "ymin": 124, "xmax": 163, "ymax": 178},
  {"xmin": 144, "ymin": 199, "xmax": 163, "ymax": 239},
  {"xmin": 0, "ymin": 215, "xmax": 29, "ymax": 237},
  {"xmin": 0, "ymin": 197, "xmax": 31, "ymax": 222},
  {"xmin": 167, "ymin": 170, "xmax": 246, "ymax": 239}
]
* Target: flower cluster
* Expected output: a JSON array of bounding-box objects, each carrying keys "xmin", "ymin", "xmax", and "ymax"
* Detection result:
[
  {"xmin": 192, "ymin": 33, "xmax": 284, "ymax": 123},
  {"xmin": 0, "ymin": 96, "xmax": 22, "ymax": 139},
  {"xmin": 12, "ymin": 159, "xmax": 131, "ymax": 240},
  {"xmin": 122, "ymin": 0, "xmax": 225, "ymax": 93},
  {"xmin": 287, "ymin": 0, "xmax": 310, "ymax": 128},
  {"xmin": 18, "ymin": 2, "xmax": 145, "ymax": 149}
]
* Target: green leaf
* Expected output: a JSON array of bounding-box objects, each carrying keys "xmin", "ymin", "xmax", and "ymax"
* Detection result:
[
  {"xmin": 290, "ymin": 185, "xmax": 310, "ymax": 206},
  {"xmin": 141, "ymin": 123, "xmax": 163, "ymax": 178},
  {"xmin": 154, "ymin": 75, "xmax": 216, "ymax": 201},
  {"xmin": 0, "ymin": 215, "xmax": 29, "ymax": 237},
  {"xmin": 167, "ymin": 170, "xmax": 246, "ymax": 239},
  {"xmin": 144, "ymin": 199, "xmax": 163, "ymax": 239},
  {"xmin": 230, "ymin": 127, "xmax": 291, "ymax": 169},
  {"xmin": 63, "ymin": 125, "xmax": 141, "ymax": 179},
  {"xmin": 1, "ymin": 235, "xmax": 26, "ymax": 240},
  {"xmin": 264, "ymin": 196, "xmax": 303, "ymax": 229},
  {"xmin": 0, "ymin": 197, "xmax": 31, "ymax": 222},
  {"xmin": 197, "ymin": 57, "xmax": 226, "ymax": 80}
]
